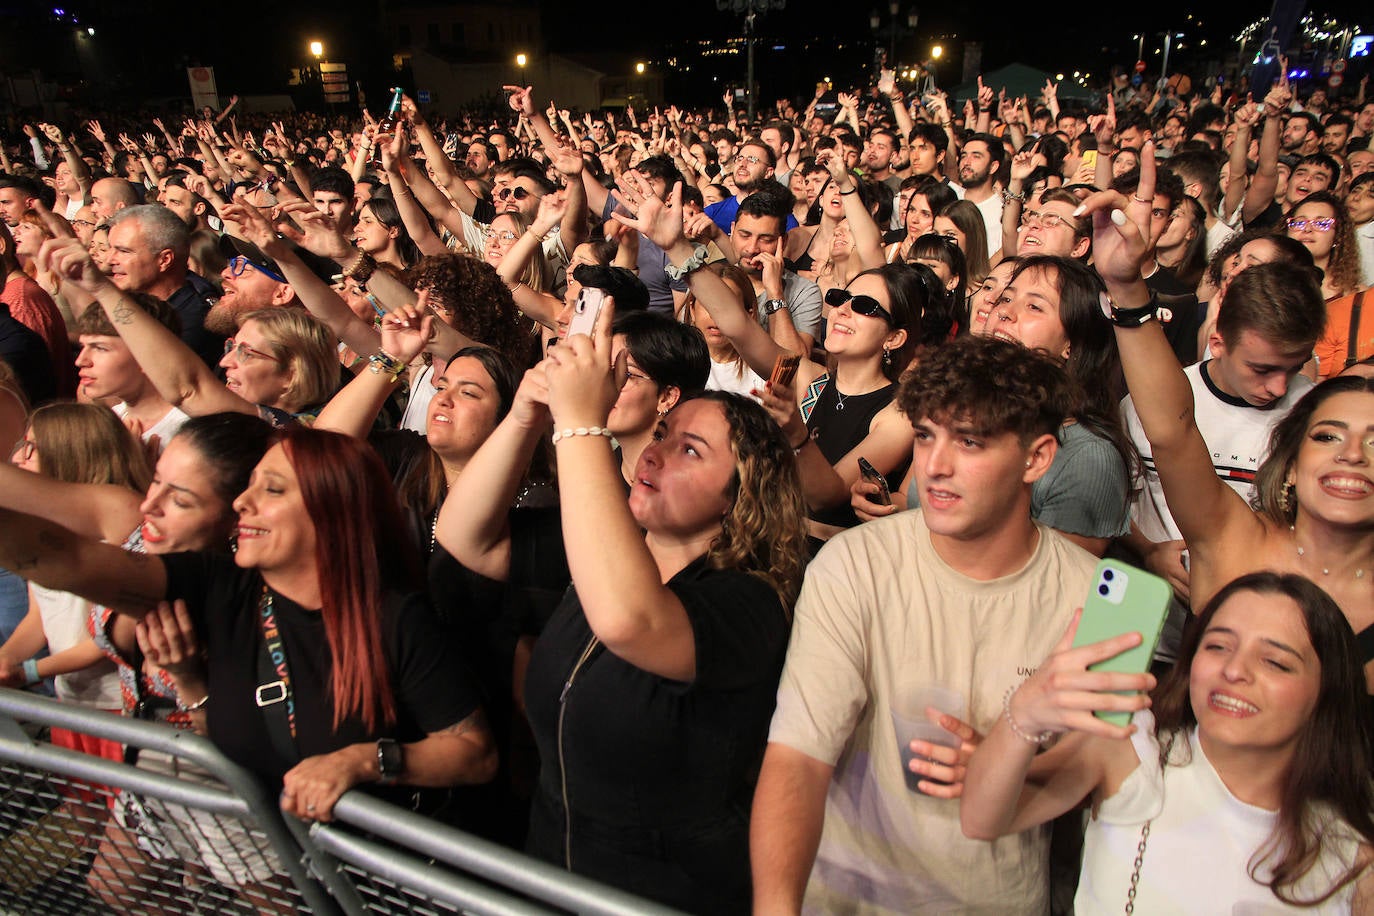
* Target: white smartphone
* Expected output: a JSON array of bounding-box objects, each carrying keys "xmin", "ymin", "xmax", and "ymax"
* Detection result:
[{"xmin": 567, "ymin": 287, "xmax": 607, "ymax": 339}]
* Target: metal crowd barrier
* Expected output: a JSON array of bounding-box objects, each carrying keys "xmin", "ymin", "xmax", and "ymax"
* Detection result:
[{"xmin": 0, "ymin": 688, "xmax": 686, "ymax": 916}]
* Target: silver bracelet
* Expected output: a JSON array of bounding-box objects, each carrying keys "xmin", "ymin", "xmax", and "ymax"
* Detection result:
[
  {"xmin": 1002, "ymin": 684, "xmax": 1054, "ymax": 746},
  {"xmin": 551, "ymin": 426, "xmax": 613, "ymax": 444},
  {"xmin": 179, "ymin": 693, "xmax": 210, "ymax": 713}
]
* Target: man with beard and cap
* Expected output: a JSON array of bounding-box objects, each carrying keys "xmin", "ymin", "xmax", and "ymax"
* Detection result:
[
  {"xmin": 703, "ymin": 139, "xmax": 800, "ymax": 236},
  {"xmin": 204, "ymin": 235, "xmax": 301, "ymax": 337}
]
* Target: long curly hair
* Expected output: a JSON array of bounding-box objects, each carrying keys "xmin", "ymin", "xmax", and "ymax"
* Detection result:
[
  {"xmin": 404, "ymin": 253, "xmax": 536, "ymax": 370},
  {"xmin": 690, "ymin": 391, "xmax": 809, "ymax": 612},
  {"xmin": 1150, "ymin": 572, "xmax": 1374, "ymax": 907},
  {"xmin": 1291, "ymin": 191, "xmax": 1361, "ymax": 297}
]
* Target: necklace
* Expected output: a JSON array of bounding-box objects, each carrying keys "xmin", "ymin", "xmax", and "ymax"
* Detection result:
[
  {"xmin": 1291, "ymin": 526, "xmax": 1367, "ymax": 579},
  {"xmin": 833, "ymin": 389, "xmax": 849, "ymax": 411}
]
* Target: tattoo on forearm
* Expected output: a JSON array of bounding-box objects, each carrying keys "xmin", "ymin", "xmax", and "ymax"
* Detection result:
[{"xmin": 111, "ymin": 301, "xmax": 135, "ymax": 326}]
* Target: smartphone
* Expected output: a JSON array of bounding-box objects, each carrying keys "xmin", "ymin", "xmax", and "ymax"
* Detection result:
[
  {"xmin": 1071, "ymin": 559, "xmax": 1171, "ymax": 726},
  {"xmin": 857, "ymin": 457, "xmax": 892, "ymax": 506},
  {"xmin": 567, "ymin": 287, "xmax": 606, "ymax": 339},
  {"xmin": 1080, "ymin": 149, "xmax": 1099, "ymax": 172},
  {"xmin": 769, "ymin": 353, "xmax": 801, "ymax": 389}
]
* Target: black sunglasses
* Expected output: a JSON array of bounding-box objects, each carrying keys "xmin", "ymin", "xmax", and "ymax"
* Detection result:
[
  {"xmin": 496, "ymin": 186, "xmax": 540, "ymax": 201},
  {"xmin": 824, "ymin": 287, "xmax": 894, "ymax": 325}
]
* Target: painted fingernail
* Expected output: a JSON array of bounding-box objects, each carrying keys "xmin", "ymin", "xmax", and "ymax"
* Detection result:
[
  {"xmin": 1072, "ymin": 204, "xmax": 1086, "ymax": 217},
  {"xmin": 1110, "ymin": 209, "xmax": 1128, "ymax": 226}
]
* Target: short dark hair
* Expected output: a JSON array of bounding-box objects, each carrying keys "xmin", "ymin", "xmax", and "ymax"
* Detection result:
[
  {"xmin": 763, "ymin": 120, "xmax": 796, "ymax": 152},
  {"xmin": 1296, "ymin": 152, "xmax": 1340, "ymax": 185},
  {"xmin": 1217, "ymin": 261, "xmax": 1326, "ymax": 351},
  {"xmin": 897, "ymin": 335, "xmax": 1075, "ymax": 444},
  {"xmin": 572, "ymin": 264, "xmax": 650, "ymax": 312},
  {"xmin": 907, "ymin": 122, "xmax": 949, "ymax": 154},
  {"xmin": 493, "ymin": 156, "xmax": 557, "ymax": 194},
  {"xmin": 1287, "ymin": 111, "xmax": 1321, "ymax": 137},
  {"xmin": 1167, "ymin": 149, "xmax": 1224, "ymax": 209},
  {"xmin": 310, "ymin": 166, "xmax": 354, "ymax": 199},
  {"xmin": 611, "ymin": 310, "xmax": 710, "ymax": 396},
  {"xmin": 633, "ymin": 154, "xmax": 683, "ymax": 187},
  {"xmin": 735, "ymin": 184, "xmax": 793, "ymax": 231}
]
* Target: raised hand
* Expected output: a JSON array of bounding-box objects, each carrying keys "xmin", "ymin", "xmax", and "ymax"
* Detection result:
[
  {"xmin": 38, "ymin": 237, "xmax": 107, "ymax": 294},
  {"xmin": 610, "ymin": 180, "xmax": 686, "ymax": 253},
  {"xmin": 379, "ymin": 299, "xmax": 435, "ymax": 364},
  {"xmin": 504, "ymin": 84, "xmax": 536, "ymax": 118},
  {"xmin": 1003, "ymin": 609, "xmax": 1155, "ymax": 741}
]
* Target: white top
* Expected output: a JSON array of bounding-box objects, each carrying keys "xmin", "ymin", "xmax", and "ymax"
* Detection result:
[
  {"xmin": 1356, "ymin": 221, "xmax": 1374, "ymax": 290},
  {"xmin": 973, "ymin": 192, "xmax": 1004, "ymax": 255},
  {"xmin": 705, "ymin": 358, "xmax": 765, "ymax": 400},
  {"xmin": 400, "ymin": 363, "xmax": 437, "ymax": 434},
  {"xmin": 28, "ymin": 583, "xmax": 121, "ymax": 707},
  {"xmin": 1077, "ymin": 712, "xmax": 1360, "ymax": 914}
]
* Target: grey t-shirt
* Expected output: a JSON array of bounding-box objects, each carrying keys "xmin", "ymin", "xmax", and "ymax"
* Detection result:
[{"xmin": 755, "ymin": 271, "xmax": 823, "ymax": 341}]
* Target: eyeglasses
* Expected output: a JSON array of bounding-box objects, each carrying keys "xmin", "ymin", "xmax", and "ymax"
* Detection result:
[
  {"xmin": 496, "ymin": 186, "xmax": 541, "ymax": 202},
  {"xmin": 489, "ymin": 230, "xmax": 519, "ymax": 243},
  {"xmin": 734, "ymin": 154, "xmax": 765, "ymax": 167},
  {"xmin": 227, "ymin": 255, "xmax": 287, "ymax": 283},
  {"xmin": 1019, "ymin": 209, "xmax": 1079, "ymax": 231},
  {"xmin": 824, "ymin": 287, "xmax": 894, "ymax": 325},
  {"xmin": 223, "ymin": 339, "xmax": 281, "ymax": 363},
  {"xmin": 71, "ymin": 219, "xmax": 96, "ymax": 229},
  {"xmin": 9, "ymin": 439, "xmax": 35, "ymax": 463},
  {"xmin": 1286, "ymin": 217, "xmax": 1336, "ymax": 232}
]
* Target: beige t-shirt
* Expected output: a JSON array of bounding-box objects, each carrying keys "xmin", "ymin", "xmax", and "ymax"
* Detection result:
[{"xmin": 769, "ymin": 509, "xmax": 1097, "ymax": 914}]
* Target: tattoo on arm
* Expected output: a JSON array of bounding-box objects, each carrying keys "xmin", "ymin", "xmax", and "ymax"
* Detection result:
[{"xmin": 111, "ymin": 300, "xmax": 135, "ymax": 326}]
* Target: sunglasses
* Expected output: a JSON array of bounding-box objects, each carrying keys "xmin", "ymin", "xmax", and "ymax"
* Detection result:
[
  {"xmin": 496, "ymin": 186, "xmax": 540, "ymax": 201},
  {"xmin": 1286, "ymin": 217, "xmax": 1336, "ymax": 232},
  {"xmin": 824, "ymin": 287, "xmax": 894, "ymax": 325},
  {"xmin": 223, "ymin": 339, "xmax": 281, "ymax": 364},
  {"xmin": 227, "ymin": 255, "xmax": 287, "ymax": 283}
]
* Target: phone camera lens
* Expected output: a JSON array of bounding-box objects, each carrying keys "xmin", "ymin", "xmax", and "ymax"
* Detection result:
[
  {"xmin": 1098, "ymin": 584, "xmax": 1110, "ymax": 596},
  {"xmin": 1103, "ymin": 569, "xmax": 1115, "ymax": 581}
]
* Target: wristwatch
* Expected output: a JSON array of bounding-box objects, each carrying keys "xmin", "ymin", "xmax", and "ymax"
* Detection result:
[
  {"xmin": 376, "ymin": 738, "xmax": 403, "ymax": 785},
  {"xmin": 1103, "ymin": 291, "xmax": 1159, "ymax": 328},
  {"xmin": 664, "ymin": 244, "xmax": 710, "ymax": 282},
  {"xmin": 763, "ymin": 298, "xmax": 788, "ymax": 315}
]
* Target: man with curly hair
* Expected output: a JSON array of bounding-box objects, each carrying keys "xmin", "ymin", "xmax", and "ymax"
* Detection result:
[{"xmin": 751, "ymin": 335, "xmax": 1098, "ymax": 913}]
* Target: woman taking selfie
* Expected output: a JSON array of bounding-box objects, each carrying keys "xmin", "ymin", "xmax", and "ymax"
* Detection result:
[{"xmin": 963, "ymin": 572, "xmax": 1374, "ymax": 911}]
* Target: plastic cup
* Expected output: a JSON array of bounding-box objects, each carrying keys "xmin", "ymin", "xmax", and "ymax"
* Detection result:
[{"xmin": 890, "ymin": 683, "xmax": 966, "ymax": 794}]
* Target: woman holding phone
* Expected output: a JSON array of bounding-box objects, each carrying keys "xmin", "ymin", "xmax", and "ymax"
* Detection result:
[
  {"xmin": 962, "ymin": 572, "xmax": 1374, "ymax": 911},
  {"xmin": 435, "ymin": 298, "xmax": 809, "ymax": 913}
]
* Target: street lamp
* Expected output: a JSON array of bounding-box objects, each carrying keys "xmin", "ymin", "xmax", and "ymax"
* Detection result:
[
  {"xmin": 309, "ymin": 40, "xmax": 323, "ymax": 59},
  {"xmin": 869, "ymin": 2, "xmax": 919, "ymax": 72},
  {"xmin": 636, "ymin": 62, "xmax": 646, "ymax": 75},
  {"xmin": 516, "ymin": 53, "xmax": 527, "ymax": 68},
  {"xmin": 931, "ymin": 44, "xmax": 943, "ymax": 59}
]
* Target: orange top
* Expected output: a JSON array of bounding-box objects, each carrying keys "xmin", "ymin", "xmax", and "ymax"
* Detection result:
[{"xmin": 1313, "ymin": 289, "xmax": 1374, "ymax": 379}]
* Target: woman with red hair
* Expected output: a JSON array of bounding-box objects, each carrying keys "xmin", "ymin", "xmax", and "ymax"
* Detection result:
[{"xmin": 0, "ymin": 425, "xmax": 496, "ymax": 821}]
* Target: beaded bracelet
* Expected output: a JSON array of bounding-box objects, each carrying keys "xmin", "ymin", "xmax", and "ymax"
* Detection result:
[
  {"xmin": 551, "ymin": 426, "xmax": 613, "ymax": 444},
  {"xmin": 1002, "ymin": 684, "xmax": 1054, "ymax": 746},
  {"xmin": 367, "ymin": 349, "xmax": 407, "ymax": 383}
]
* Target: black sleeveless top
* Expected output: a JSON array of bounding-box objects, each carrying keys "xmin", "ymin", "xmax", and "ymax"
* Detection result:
[{"xmin": 803, "ymin": 374, "xmax": 907, "ymax": 529}]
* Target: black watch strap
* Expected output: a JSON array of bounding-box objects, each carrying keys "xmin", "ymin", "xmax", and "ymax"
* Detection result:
[
  {"xmin": 376, "ymin": 738, "xmax": 403, "ymax": 785},
  {"xmin": 1110, "ymin": 295, "xmax": 1158, "ymax": 328}
]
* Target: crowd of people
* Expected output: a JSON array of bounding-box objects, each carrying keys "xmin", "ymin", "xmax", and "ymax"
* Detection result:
[{"xmin": 0, "ymin": 53, "xmax": 1372, "ymax": 914}]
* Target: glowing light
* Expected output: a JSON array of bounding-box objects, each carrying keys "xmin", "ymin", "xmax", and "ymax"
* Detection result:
[
  {"xmin": 931, "ymin": 45, "xmax": 943, "ymax": 59},
  {"xmin": 309, "ymin": 41, "xmax": 323, "ymax": 58},
  {"xmin": 516, "ymin": 53, "xmax": 527, "ymax": 67}
]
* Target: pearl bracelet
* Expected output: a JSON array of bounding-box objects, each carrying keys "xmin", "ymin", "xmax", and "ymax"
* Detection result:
[
  {"xmin": 1002, "ymin": 684, "xmax": 1054, "ymax": 746},
  {"xmin": 551, "ymin": 426, "xmax": 613, "ymax": 444}
]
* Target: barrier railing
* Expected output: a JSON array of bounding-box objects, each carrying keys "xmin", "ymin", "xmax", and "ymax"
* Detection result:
[{"xmin": 0, "ymin": 688, "xmax": 687, "ymax": 916}]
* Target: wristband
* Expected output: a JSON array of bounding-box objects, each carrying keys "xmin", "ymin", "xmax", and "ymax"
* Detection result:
[
  {"xmin": 367, "ymin": 349, "xmax": 407, "ymax": 383},
  {"xmin": 1108, "ymin": 293, "xmax": 1159, "ymax": 328},
  {"xmin": 839, "ymin": 187, "xmax": 858, "ymax": 196},
  {"xmin": 664, "ymin": 244, "xmax": 711, "ymax": 282},
  {"xmin": 179, "ymin": 693, "xmax": 210, "ymax": 713},
  {"xmin": 551, "ymin": 426, "xmax": 614, "ymax": 444},
  {"xmin": 22, "ymin": 659, "xmax": 41, "ymax": 685}
]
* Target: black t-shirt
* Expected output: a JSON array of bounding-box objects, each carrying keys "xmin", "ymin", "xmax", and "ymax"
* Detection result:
[
  {"xmin": 1245, "ymin": 199, "xmax": 1284, "ymax": 233},
  {"xmin": 521, "ymin": 555, "xmax": 789, "ymax": 911},
  {"xmin": 161, "ymin": 551, "xmax": 480, "ymax": 785},
  {"xmin": 1147, "ymin": 266, "xmax": 1201, "ymax": 366}
]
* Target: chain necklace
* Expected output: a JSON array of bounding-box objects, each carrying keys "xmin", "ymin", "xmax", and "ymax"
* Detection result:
[{"xmin": 1291, "ymin": 526, "xmax": 1368, "ymax": 579}]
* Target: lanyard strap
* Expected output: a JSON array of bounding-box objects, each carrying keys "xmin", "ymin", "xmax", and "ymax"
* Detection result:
[{"xmin": 255, "ymin": 586, "xmax": 300, "ymax": 763}]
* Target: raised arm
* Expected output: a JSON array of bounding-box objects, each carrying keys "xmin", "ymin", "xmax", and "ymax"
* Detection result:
[
  {"xmin": 1221, "ymin": 100, "xmax": 1259, "ymax": 222},
  {"xmin": 821, "ymin": 153, "xmax": 884, "ymax": 270},
  {"xmin": 434, "ymin": 365, "xmax": 550, "ymax": 581},
  {"xmin": 39, "ymin": 238, "xmax": 256, "ymax": 417},
  {"xmin": 1243, "ymin": 78, "xmax": 1288, "ymax": 225},
  {"xmin": 542, "ymin": 306, "xmax": 699, "ymax": 681},
  {"xmin": 314, "ymin": 305, "xmax": 432, "ymax": 439},
  {"xmin": 1080, "ymin": 142, "xmax": 1266, "ymax": 558},
  {"xmin": 380, "ymin": 129, "xmax": 448, "ymax": 256}
]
